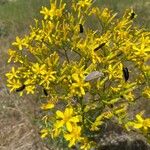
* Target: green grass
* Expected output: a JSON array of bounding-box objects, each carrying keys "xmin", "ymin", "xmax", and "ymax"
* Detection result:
[
  {"xmin": 0, "ymin": 0, "xmax": 49, "ymax": 33},
  {"xmin": 0, "ymin": 0, "xmax": 149, "ymax": 36}
]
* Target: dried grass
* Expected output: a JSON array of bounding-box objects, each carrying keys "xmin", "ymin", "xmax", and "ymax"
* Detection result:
[{"xmin": 0, "ymin": 88, "xmax": 49, "ymax": 150}]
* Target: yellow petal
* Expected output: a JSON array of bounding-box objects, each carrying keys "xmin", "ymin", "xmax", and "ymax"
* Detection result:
[
  {"xmin": 72, "ymin": 73, "xmax": 79, "ymax": 82},
  {"xmin": 41, "ymin": 132, "xmax": 48, "ymax": 139},
  {"xmin": 70, "ymin": 116, "xmax": 80, "ymax": 123},
  {"xmin": 64, "ymin": 133, "xmax": 72, "ymax": 141},
  {"xmin": 145, "ymin": 119, "xmax": 150, "ymax": 127},
  {"xmin": 80, "ymin": 87, "xmax": 85, "ymax": 95},
  {"xmin": 133, "ymin": 123, "xmax": 143, "ymax": 129},
  {"xmin": 66, "ymin": 122, "xmax": 72, "ymax": 132},
  {"xmin": 55, "ymin": 120, "xmax": 64, "ymax": 128},
  {"xmin": 56, "ymin": 110, "xmax": 64, "ymax": 118},
  {"xmin": 65, "ymin": 108, "xmax": 73, "ymax": 117},
  {"xmin": 40, "ymin": 129, "xmax": 48, "ymax": 139},
  {"xmin": 136, "ymin": 114, "xmax": 143, "ymax": 122},
  {"xmin": 69, "ymin": 138, "xmax": 75, "ymax": 147},
  {"xmin": 41, "ymin": 103, "xmax": 54, "ymax": 110}
]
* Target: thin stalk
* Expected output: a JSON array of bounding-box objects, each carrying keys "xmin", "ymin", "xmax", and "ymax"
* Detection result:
[
  {"xmin": 64, "ymin": 48, "xmax": 70, "ymax": 63},
  {"xmin": 79, "ymin": 97, "xmax": 85, "ymax": 131}
]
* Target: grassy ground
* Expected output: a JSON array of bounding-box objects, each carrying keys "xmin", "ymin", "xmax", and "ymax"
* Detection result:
[
  {"xmin": 0, "ymin": 0, "xmax": 49, "ymax": 34},
  {"xmin": 0, "ymin": 0, "xmax": 50, "ymax": 149},
  {"xmin": 0, "ymin": 0, "xmax": 149, "ymax": 149}
]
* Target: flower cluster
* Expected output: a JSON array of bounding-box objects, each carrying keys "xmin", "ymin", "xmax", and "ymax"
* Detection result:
[
  {"xmin": 125, "ymin": 112, "xmax": 150, "ymax": 136},
  {"xmin": 6, "ymin": 0, "xmax": 150, "ymax": 149}
]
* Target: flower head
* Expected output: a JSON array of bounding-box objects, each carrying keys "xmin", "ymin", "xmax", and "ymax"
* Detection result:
[
  {"xmin": 64, "ymin": 125, "xmax": 82, "ymax": 147},
  {"xmin": 55, "ymin": 107, "xmax": 80, "ymax": 132},
  {"xmin": 12, "ymin": 36, "xmax": 28, "ymax": 50}
]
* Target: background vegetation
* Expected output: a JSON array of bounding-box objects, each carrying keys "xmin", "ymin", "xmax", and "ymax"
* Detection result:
[{"xmin": 0, "ymin": 0, "xmax": 149, "ymax": 149}]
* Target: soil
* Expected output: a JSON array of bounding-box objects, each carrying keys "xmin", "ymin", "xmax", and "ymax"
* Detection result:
[{"xmin": 0, "ymin": 88, "xmax": 49, "ymax": 150}]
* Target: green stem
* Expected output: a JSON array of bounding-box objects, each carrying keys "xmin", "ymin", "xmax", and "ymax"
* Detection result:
[
  {"xmin": 79, "ymin": 97, "xmax": 85, "ymax": 130},
  {"xmin": 64, "ymin": 48, "xmax": 70, "ymax": 63}
]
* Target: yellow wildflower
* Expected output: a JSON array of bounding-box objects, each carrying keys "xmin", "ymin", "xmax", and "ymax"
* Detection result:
[
  {"xmin": 90, "ymin": 120, "xmax": 103, "ymax": 131},
  {"xmin": 91, "ymin": 111, "xmax": 113, "ymax": 131},
  {"xmin": 132, "ymin": 44, "xmax": 150, "ymax": 57},
  {"xmin": 107, "ymin": 63, "xmax": 122, "ymax": 79},
  {"xmin": 6, "ymin": 67, "xmax": 20, "ymax": 80},
  {"xmin": 80, "ymin": 138, "xmax": 95, "ymax": 150},
  {"xmin": 32, "ymin": 63, "xmax": 46, "ymax": 75},
  {"xmin": 143, "ymin": 86, "xmax": 150, "ymax": 99},
  {"xmin": 40, "ymin": 128, "xmax": 49, "ymax": 139},
  {"xmin": 64, "ymin": 125, "xmax": 82, "ymax": 147},
  {"xmin": 51, "ymin": 127, "xmax": 61, "ymax": 138},
  {"xmin": 77, "ymin": 0, "xmax": 92, "ymax": 8},
  {"xmin": 7, "ymin": 79, "xmax": 22, "ymax": 92},
  {"xmin": 41, "ymin": 101, "xmax": 55, "ymax": 110},
  {"xmin": 70, "ymin": 73, "xmax": 90, "ymax": 97},
  {"xmin": 12, "ymin": 36, "xmax": 28, "ymax": 50},
  {"xmin": 25, "ymin": 85, "xmax": 35, "ymax": 94},
  {"xmin": 55, "ymin": 107, "xmax": 80, "ymax": 132},
  {"xmin": 133, "ymin": 114, "xmax": 150, "ymax": 132},
  {"xmin": 126, "ymin": 113, "xmax": 150, "ymax": 133},
  {"xmin": 24, "ymin": 78, "xmax": 36, "ymax": 86},
  {"xmin": 121, "ymin": 92, "xmax": 135, "ymax": 101},
  {"xmin": 39, "ymin": 70, "xmax": 56, "ymax": 87},
  {"xmin": 40, "ymin": 0, "xmax": 66, "ymax": 20},
  {"xmin": 7, "ymin": 49, "xmax": 17, "ymax": 63},
  {"xmin": 40, "ymin": 7, "xmax": 51, "ymax": 20},
  {"xmin": 101, "ymin": 8, "xmax": 111, "ymax": 22}
]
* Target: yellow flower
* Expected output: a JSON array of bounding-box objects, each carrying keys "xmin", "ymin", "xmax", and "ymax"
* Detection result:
[
  {"xmin": 91, "ymin": 50, "xmax": 101, "ymax": 64},
  {"xmin": 107, "ymin": 65, "xmax": 115, "ymax": 79},
  {"xmin": 133, "ymin": 114, "xmax": 150, "ymax": 131},
  {"xmin": 70, "ymin": 73, "xmax": 90, "ymax": 97},
  {"xmin": 32, "ymin": 63, "xmax": 46, "ymax": 75},
  {"xmin": 90, "ymin": 111, "xmax": 113, "ymax": 131},
  {"xmin": 40, "ymin": 7, "xmax": 51, "ymax": 20},
  {"xmin": 132, "ymin": 44, "xmax": 150, "ymax": 57},
  {"xmin": 143, "ymin": 86, "xmax": 150, "ymax": 99},
  {"xmin": 77, "ymin": 0, "xmax": 92, "ymax": 8},
  {"xmin": 101, "ymin": 8, "xmax": 111, "ymax": 22},
  {"xmin": 80, "ymin": 138, "xmax": 95, "ymax": 150},
  {"xmin": 25, "ymin": 85, "xmax": 35, "ymax": 94},
  {"xmin": 51, "ymin": 128, "xmax": 61, "ymax": 138},
  {"xmin": 12, "ymin": 36, "xmax": 28, "ymax": 50},
  {"xmin": 7, "ymin": 49, "xmax": 17, "ymax": 63},
  {"xmin": 121, "ymin": 92, "xmax": 135, "ymax": 101},
  {"xmin": 106, "ymin": 63, "xmax": 122, "ymax": 79},
  {"xmin": 8, "ymin": 50, "xmax": 23, "ymax": 63},
  {"xmin": 23, "ymin": 69, "xmax": 33, "ymax": 78},
  {"xmin": 24, "ymin": 78, "xmax": 36, "ymax": 85},
  {"xmin": 40, "ymin": 1, "xmax": 66, "ymax": 20},
  {"xmin": 64, "ymin": 125, "xmax": 81, "ymax": 147},
  {"xmin": 40, "ymin": 70, "xmax": 56, "ymax": 87},
  {"xmin": 40, "ymin": 129, "xmax": 49, "ymax": 139},
  {"xmin": 126, "ymin": 113, "xmax": 150, "ymax": 132},
  {"xmin": 41, "ymin": 101, "xmax": 55, "ymax": 110},
  {"xmin": 90, "ymin": 120, "xmax": 103, "ymax": 131},
  {"xmin": 111, "ymin": 86, "xmax": 121, "ymax": 92},
  {"xmin": 55, "ymin": 107, "xmax": 80, "ymax": 132},
  {"xmin": 7, "ymin": 79, "xmax": 22, "ymax": 92},
  {"xmin": 6, "ymin": 67, "xmax": 20, "ymax": 80}
]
